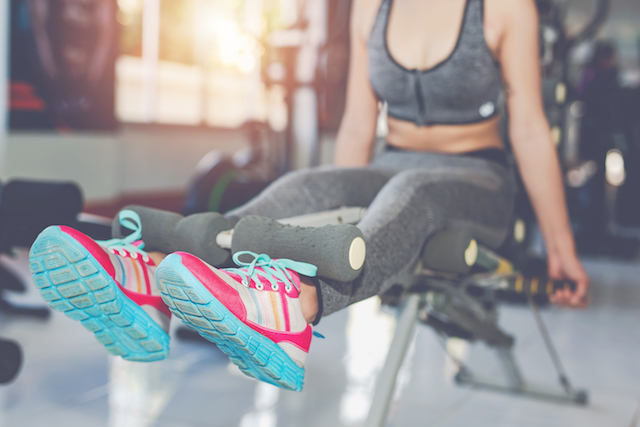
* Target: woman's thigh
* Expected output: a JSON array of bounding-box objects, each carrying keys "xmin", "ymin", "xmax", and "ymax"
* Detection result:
[
  {"xmin": 319, "ymin": 163, "xmax": 516, "ymax": 315},
  {"xmin": 224, "ymin": 166, "xmax": 392, "ymax": 223},
  {"xmin": 362, "ymin": 164, "xmax": 515, "ymax": 248}
]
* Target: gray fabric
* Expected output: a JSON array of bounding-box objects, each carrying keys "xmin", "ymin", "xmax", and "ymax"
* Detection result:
[
  {"xmin": 226, "ymin": 149, "xmax": 516, "ymax": 316},
  {"xmin": 368, "ymin": 0, "xmax": 502, "ymax": 126},
  {"xmin": 231, "ymin": 216, "xmax": 365, "ymax": 282}
]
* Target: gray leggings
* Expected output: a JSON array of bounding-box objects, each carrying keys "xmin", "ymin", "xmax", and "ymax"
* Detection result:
[{"xmin": 226, "ymin": 148, "xmax": 516, "ymax": 317}]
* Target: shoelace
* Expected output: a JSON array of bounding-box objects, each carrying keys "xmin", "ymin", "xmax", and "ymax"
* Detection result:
[
  {"xmin": 226, "ymin": 251, "xmax": 317, "ymax": 293},
  {"xmin": 97, "ymin": 210, "xmax": 150, "ymax": 263}
]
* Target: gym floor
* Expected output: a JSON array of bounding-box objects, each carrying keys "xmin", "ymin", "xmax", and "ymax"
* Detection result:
[{"xmin": 1, "ymin": 250, "xmax": 639, "ymax": 427}]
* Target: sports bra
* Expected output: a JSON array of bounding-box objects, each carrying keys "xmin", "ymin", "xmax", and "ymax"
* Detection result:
[{"xmin": 368, "ymin": 0, "xmax": 502, "ymax": 126}]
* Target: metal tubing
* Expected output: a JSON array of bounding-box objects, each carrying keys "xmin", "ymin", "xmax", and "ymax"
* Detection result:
[
  {"xmin": 456, "ymin": 369, "xmax": 588, "ymax": 405},
  {"xmin": 364, "ymin": 293, "xmax": 420, "ymax": 427},
  {"xmin": 496, "ymin": 346, "xmax": 525, "ymax": 390}
]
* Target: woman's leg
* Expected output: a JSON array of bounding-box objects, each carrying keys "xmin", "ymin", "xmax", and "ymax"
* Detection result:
[
  {"xmin": 114, "ymin": 166, "xmax": 391, "ymax": 267},
  {"xmin": 318, "ymin": 161, "xmax": 516, "ymax": 316},
  {"xmin": 224, "ymin": 166, "xmax": 392, "ymax": 224},
  {"xmin": 151, "ymin": 155, "xmax": 515, "ymax": 390},
  {"xmin": 144, "ymin": 155, "xmax": 514, "ymax": 321}
]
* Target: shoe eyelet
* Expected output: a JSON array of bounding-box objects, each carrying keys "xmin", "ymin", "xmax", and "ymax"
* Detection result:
[
  {"xmin": 271, "ymin": 284, "xmax": 279, "ymax": 291},
  {"xmin": 256, "ymin": 283, "xmax": 264, "ymax": 291},
  {"xmin": 118, "ymin": 249, "xmax": 127, "ymax": 257},
  {"xmin": 142, "ymin": 255, "xmax": 150, "ymax": 263},
  {"xmin": 285, "ymin": 285, "xmax": 292, "ymax": 293},
  {"xmin": 132, "ymin": 252, "xmax": 139, "ymax": 259},
  {"xmin": 242, "ymin": 279, "xmax": 249, "ymax": 287}
]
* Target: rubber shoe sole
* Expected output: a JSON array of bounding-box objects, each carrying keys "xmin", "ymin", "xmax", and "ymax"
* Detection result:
[
  {"xmin": 156, "ymin": 254, "xmax": 305, "ymax": 391},
  {"xmin": 29, "ymin": 226, "xmax": 170, "ymax": 362}
]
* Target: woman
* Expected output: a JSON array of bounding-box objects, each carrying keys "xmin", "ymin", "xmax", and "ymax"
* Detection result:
[{"xmin": 29, "ymin": 0, "xmax": 588, "ymax": 392}]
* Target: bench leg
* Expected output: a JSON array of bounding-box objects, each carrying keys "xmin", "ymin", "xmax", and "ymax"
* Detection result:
[
  {"xmin": 364, "ymin": 293, "xmax": 420, "ymax": 427},
  {"xmin": 455, "ymin": 346, "xmax": 588, "ymax": 405}
]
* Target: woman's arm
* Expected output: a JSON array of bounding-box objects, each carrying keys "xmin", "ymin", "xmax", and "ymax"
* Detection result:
[
  {"xmin": 333, "ymin": 0, "xmax": 380, "ymax": 167},
  {"xmin": 498, "ymin": 0, "xmax": 589, "ymax": 307}
]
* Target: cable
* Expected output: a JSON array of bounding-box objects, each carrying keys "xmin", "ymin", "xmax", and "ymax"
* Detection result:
[{"xmin": 527, "ymin": 294, "xmax": 574, "ymax": 394}]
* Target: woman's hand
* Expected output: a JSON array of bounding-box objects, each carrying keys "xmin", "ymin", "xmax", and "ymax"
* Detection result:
[
  {"xmin": 497, "ymin": 0, "xmax": 590, "ymax": 310},
  {"xmin": 547, "ymin": 249, "xmax": 590, "ymax": 308}
]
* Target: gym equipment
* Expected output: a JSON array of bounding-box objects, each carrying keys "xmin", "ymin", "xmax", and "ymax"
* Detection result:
[
  {"xmin": 0, "ymin": 338, "xmax": 22, "ymax": 384},
  {"xmin": 615, "ymin": 87, "xmax": 640, "ymax": 228},
  {"xmin": 0, "ymin": 180, "xmax": 112, "ymax": 317},
  {"xmin": 184, "ymin": 0, "xmax": 351, "ymax": 218},
  {"xmin": 0, "ymin": 179, "xmax": 111, "ymax": 384},
  {"xmin": 366, "ymin": 237, "xmax": 586, "ymax": 427},
  {"xmin": 221, "ymin": 211, "xmax": 367, "ymax": 282},
  {"xmin": 375, "ymin": 225, "xmax": 587, "ymax": 426},
  {"xmin": 0, "ymin": 180, "xmax": 79, "ymax": 318},
  {"xmin": 183, "ymin": 121, "xmax": 287, "ymax": 216},
  {"xmin": 185, "ymin": 0, "xmax": 336, "ymax": 215},
  {"xmin": 252, "ymin": 207, "xmax": 587, "ymax": 425},
  {"xmin": 112, "ymin": 205, "xmax": 233, "ymax": 268},
  {"xmin": 535, "ymin": 0, "xmax": 610, "ymax": 167},
  {"xmin": 114, "ymin": 205, "xmax": 367, "ymax": 283},
  {"xmin": 536, "ymin": 0, "xmax": 609, "ymax": 82}
]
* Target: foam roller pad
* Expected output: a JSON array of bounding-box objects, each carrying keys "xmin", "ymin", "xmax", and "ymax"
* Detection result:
[
  {"xmin": 112, "ymin": 206, "xmax": 179, "ymax": 250},
  {"xmin": 173, "ymin": 212, "xmax": 231, "ymax": 266},
  {"xmin": 112, "ymin": 206, "xmax": 231, "ymax": 266},
  {"xmin": 1, "ymin": 180, "xmax": 83, "ymax": 223},
  {"xmin": 0, "ymin": 180, "xmax": 84, "ymax": 249},
  {"xmin": 231, "ymin": 216, "xmax": 366, "ymax": 282},
  {"xmin": 422, "ymin": 228, "xmax": 474, "ymax": 274}
]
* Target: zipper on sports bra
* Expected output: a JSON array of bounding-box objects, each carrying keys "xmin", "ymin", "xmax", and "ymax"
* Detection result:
[{"xmin": 413, "ymin": 70, "xmax": 426, "ymax": 126}]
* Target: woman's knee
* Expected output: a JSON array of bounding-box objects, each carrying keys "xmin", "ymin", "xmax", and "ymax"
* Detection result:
[
  {"xmin": 274, "ymin": 165, "xmax": 336, "ymax": 187},
  {"xmin": 274, "ymin": 166, "xmax": 388, "ymax": 206}
]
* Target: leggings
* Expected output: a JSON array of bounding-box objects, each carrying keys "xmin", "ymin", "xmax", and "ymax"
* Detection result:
[{"xmin": 224, "ymin": 148, "xmax": 516, "ymax": 317}]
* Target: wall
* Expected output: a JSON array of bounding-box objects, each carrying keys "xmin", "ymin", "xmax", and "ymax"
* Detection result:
[
  {"xmin": 5, "ymin": 0, "xmax": 639, "ymax": 211},
  {"xmin": 3, "ymin": 124, "xmax": 247, "ymax": 204}
]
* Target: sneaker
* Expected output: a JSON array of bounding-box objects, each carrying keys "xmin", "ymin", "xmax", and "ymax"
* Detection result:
[
  {"xmin": 28, "ymin": 210, "xmax": 171, "ymax": 361},
  {"xmin": 156, "ymin": 251, "xmax": 318, "ymax": 391}
]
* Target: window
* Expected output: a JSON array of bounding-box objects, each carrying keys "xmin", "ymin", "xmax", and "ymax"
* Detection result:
[{"xmin": 116, "ymin": 0, "xmax": 289, "ymax": 128}]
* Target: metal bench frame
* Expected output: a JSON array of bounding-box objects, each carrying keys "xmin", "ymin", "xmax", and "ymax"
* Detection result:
[{"xmin": 267, "ymin": 207, "xmax": 587, "ymax": 427}]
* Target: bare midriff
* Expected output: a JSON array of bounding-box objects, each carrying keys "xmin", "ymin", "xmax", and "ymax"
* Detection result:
[{"xmin": 385, "ymin": 115, "xmax": 504, "ymax": 153}]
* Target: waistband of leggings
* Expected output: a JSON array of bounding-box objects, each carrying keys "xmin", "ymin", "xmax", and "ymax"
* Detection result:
[{"xmin": 384, "ymin": 145, "xmax": 509, "ymax": 169}]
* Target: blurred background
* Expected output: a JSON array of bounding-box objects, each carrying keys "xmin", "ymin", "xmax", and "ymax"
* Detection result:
[
  {"xmin": 0, "ymin": 0, "xmax": 640, "ymax": 426},
  {"xmin": 2, "ymin": 0, "xmax": 352, "ymax": 215},
  {"xmin": 0, "ymin": 0, "xmax": 639, "ymax": 237}
]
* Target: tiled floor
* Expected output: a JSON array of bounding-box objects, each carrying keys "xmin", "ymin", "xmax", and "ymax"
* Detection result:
[{"xmin": 1, "ymin": 251, "xmax": 640, "ymax": 427}]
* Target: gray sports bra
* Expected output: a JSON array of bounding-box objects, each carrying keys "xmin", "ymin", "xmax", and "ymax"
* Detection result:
[{"xmin": 368, "ymin": 0, "xmax": 502, "ymax": 126}]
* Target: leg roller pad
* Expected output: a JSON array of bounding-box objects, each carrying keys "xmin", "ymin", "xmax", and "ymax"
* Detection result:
[
  {"xmin": 231, "ymin": 216, "xmax": 366, "ymax": 282},
  {"xmin": 112, "ymin": 206, "xmax": 232, "ymax": 266}
]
